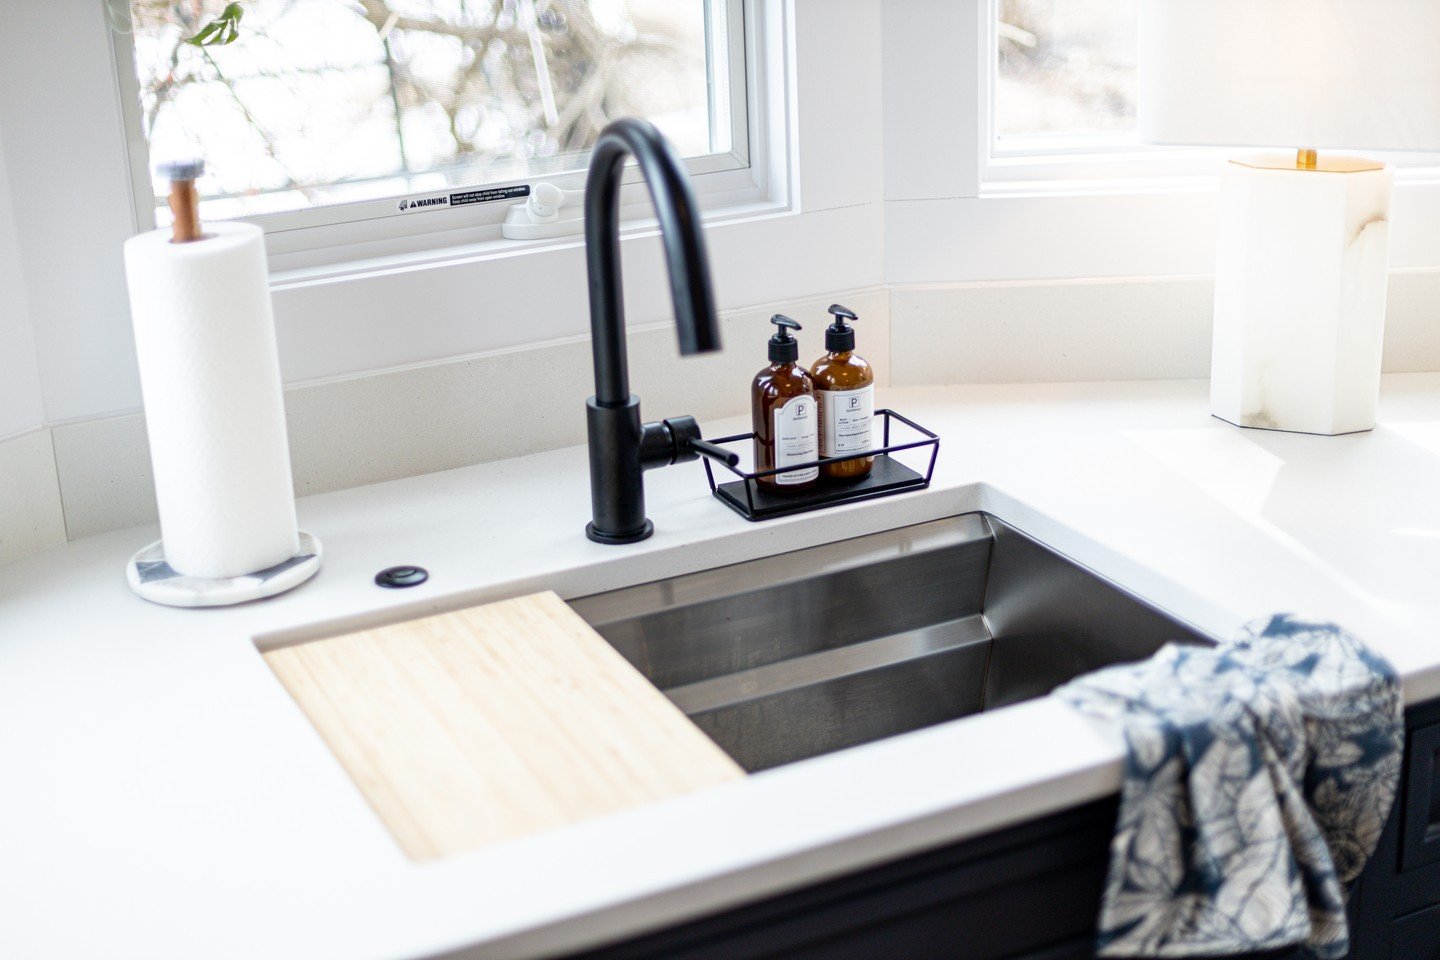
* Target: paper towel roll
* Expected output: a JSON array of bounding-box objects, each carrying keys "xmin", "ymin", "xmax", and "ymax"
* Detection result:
[{"xmin": 123, "ymin": 221, "xmax": 300, "ymax": 580}]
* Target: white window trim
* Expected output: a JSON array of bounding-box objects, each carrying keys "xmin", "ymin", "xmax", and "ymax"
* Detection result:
[{"xmin": 108, "ymin": 0, "xmax": 778, "ymax": 276}]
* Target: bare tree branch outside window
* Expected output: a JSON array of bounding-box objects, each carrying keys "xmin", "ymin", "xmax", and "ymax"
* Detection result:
[
  {"xmin": 123, "ymin": 0, "xmax": 720, "ymax": 219},
  {"xmin": 997, "ymin": 0, "xmax": 1137, "ymax": 139}
]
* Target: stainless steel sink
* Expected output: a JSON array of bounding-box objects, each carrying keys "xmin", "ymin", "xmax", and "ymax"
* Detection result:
[{"xmin": 569, "ymin": 514, "xmax": 1212, "ymax": 771}]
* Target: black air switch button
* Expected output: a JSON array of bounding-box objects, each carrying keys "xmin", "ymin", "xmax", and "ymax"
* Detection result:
[{"xmin": 375, "ymin": 565, "xmax": 429, "ymax": 588}]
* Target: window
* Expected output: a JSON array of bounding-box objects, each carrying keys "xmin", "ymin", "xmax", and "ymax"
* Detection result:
[
  {"xmin": 987, "ymin": 0, "xmax": 1439, "ymax": 186},
  {"xmin": 985, "ymin": 0, "xmax": 1223, "ymax": 189},
  {"xmin": 996, "ymin": 0, "xmax": 1136, "ymax": 143},
  {"xmin": 111, "ymin": 0, "xmax": 749, "ymax": 235}
]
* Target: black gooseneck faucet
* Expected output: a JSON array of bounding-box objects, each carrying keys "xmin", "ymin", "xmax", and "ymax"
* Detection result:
[{"xmin": 583, "ymin": 118, "xmax": 737, "ymax": 544}]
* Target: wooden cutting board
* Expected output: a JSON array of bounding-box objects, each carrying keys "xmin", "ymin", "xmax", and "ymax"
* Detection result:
[{"xmin": 263, "ymin": 591, "xmax": 744, "ymax": 860}]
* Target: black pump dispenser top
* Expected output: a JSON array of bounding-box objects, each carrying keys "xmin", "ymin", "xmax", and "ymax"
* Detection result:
[
  {"xmin": 825, "ymin": 303, "xmax": 858, "ymax": 353},
  {"xmin": 768, "ymin": 314, "xmax": 801, "ymax": 363}
]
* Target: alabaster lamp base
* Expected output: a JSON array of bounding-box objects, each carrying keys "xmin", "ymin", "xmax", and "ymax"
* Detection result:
[{"xmin": 1209, "ymin": 156, "xmax": 1393, "ymax": 436}]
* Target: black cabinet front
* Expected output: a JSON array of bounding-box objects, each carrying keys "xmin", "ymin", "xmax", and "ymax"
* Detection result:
[
  {"xmin": 548, "ymin": 699, "xmax": 1440, "ymax": 960},
  {"xmin": 1403, "ymin": 721, "xmax": 1440, "ymax": 872},
  {"xmin": 568, "ymin": 798, "xmax": 1117, "ymax": 960},
  {"xmin": 1391, "ymin": 902, "xmax": 1440, "ymax": 959}
]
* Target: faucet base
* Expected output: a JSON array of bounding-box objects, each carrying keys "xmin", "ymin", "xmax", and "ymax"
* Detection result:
[{"xmin": 585, "ymin": 519, "xmax": 654, "ymax": 545}]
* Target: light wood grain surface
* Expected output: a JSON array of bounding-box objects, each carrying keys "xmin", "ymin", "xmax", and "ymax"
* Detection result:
[{"xmin": 264, "ymin": 591, "xmax": 744, "ymax": 860}]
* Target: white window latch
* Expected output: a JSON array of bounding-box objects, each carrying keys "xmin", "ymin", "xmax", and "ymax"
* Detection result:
[{"xmin": 502, "ymin": 182, "xmax": 585, "ymax": 240}]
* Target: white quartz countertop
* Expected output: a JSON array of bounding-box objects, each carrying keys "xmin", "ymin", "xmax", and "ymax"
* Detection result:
[{"xmin": 4, "ymin": 376, "xmax": 1440, "ymax": 959}]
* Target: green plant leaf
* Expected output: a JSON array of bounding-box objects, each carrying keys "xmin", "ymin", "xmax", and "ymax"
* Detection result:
[{"xmin": 183, "ymin": 3, "xmax": 244, "ymax": 47}]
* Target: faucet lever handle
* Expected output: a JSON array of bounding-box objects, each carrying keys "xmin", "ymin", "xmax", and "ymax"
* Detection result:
[
  {"xmin": 690, "ymin": 438, "xmax": 741, "ymax": 468},
  {"xmin": 654, "ymin": 416, "xmax": 740, "ymax": 468}
]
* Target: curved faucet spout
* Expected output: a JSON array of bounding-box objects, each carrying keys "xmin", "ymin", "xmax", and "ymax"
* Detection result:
[
  {"xmin": 582, "ymin": 118, "xmax": 723, "ymax": 544},
  {"xmin": 584, "ymin": 117, "xmax": 721, "ymax": 407}
]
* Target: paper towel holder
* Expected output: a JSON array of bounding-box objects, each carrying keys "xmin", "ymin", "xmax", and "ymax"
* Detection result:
[{"xmin": 124, "ymin": 159, "xmax": 323, "ymax": 608}]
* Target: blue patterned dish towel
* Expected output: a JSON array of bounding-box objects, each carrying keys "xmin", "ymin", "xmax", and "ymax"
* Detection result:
[{"xmin": 1056, "ymin": 614, "xmax": 1403, "ymax": 958}]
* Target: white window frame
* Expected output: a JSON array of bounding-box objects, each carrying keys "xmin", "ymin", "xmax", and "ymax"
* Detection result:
[
  {"xmin": 108, "ymin": 0, "xmax": 770, "ymax": 273},
  {"xmin": 979, "ymin": 0, "xmax": 1440, "ymax": 196},
  {"xmin": 882, "ymin": 1, "xmax": 1440, "ymax": 285}
]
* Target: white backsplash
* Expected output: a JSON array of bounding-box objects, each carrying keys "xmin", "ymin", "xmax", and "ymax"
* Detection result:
[
  {"xmin": 0, "ymin": 428, "xmax": 64, "ymax": 568},
  {"xmin": 6, "ymin": 271, "xmax": 1440, "ymax": 551},
  {"xmin": 48, "ymin": 288, "xmax": 890, "ymax": 540}
]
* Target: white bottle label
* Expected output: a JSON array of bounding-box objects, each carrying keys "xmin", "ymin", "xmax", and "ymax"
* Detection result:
[
  {"xmin": 772, "ymin": 394, "xmax": 819, "ymax": 485},
  {"xmin": 819, "ymin": 384, "xmax": 874, "ymax": 457}
]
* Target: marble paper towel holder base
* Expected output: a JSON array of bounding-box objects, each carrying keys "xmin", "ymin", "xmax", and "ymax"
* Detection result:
[{"xmin": 126, "ymin": 531, "xmax": 323, "ymax": 608}]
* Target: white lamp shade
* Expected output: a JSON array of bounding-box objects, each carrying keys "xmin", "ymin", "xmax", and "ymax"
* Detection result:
[{"xmin": 1139, "ymin": 0, "xmax": 1440, "ymax": 150}]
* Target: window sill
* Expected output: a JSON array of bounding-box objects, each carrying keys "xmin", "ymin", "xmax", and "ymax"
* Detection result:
[
  {"xmin": 269, "ymin": 195, "xmax": 795, "ymax": 290},
  {"xmin": 979, "ymin": 174, "xmax": 1218, "ymax": 201},
  {"xmin": 981, "ymin": 157, "xmax": 1440, "ymax": 201}
]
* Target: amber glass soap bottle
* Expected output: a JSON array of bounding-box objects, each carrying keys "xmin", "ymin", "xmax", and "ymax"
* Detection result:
[
  {"xmin": 810, "ymin": 304, "xmax": 875, "ymax": 480},
  {"xmin": 752, "ymin": 315, "xmax": 819, "ymax": 494}
]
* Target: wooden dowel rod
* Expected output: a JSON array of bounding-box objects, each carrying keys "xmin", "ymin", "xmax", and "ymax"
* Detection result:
[
  {"xmin": 168, "ymin": 179, "xmax": 202, "ymax": 243},
  {"xmin": 157, "ymin": 158, "xmax": 206, "ymax": 243}
]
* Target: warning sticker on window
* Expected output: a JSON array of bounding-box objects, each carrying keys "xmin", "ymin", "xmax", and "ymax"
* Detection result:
[
  {"xmin": 396, "ymin": 184, "xmax": 530, "ymax": 213},
  {"xmin": 451, "ymin": 185, "xmax": 531, "ymax": 207},
  {"xmin": 397, "ymin": 195, "xmax": 449, "ymax": 212}
]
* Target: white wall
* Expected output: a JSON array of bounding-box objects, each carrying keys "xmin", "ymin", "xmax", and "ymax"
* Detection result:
[
  {"xmin": 3, "ymin": 0, "xmax": 1437, "ymax": 432},
  {"xmin": 0, "ymin": 122, "xmax": 45, "ymax": 440},
  {"xmin": 1, "ymin": 0, "xmax": 1439, "ymax": 553},
  {"xmin": 0, "ymin": 0, "xmax": 141, "ymax": 427},
  {"xmin": 0, "ymin": 116, "xmax": 66, "ymax": 566}
]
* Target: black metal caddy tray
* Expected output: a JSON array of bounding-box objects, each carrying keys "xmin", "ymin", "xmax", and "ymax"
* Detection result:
[{"xmin": 700, "ymin": 409, "xmax": 940, "ymax": 521}]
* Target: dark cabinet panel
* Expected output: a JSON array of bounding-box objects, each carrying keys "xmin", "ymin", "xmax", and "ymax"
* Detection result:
[
  {"xmin": 561, "ymin": 798, "xmax": 1321, "ymax": 960},
  {"xmin": 565, "ymin": 798, "xmax": 1117, "ymax": 960},
  {"xmin": 1322, "ymin": 700, "xmax": 1440, "ymax": 960},
  {"xmin": 1392, "ymin": 903, "xmax": 1440, "ymax": 960},
  {"xmin": 539, "ymin": 700, "xmax": 1440, "ymax": 960},
  {"xmin": 1403, "ymin": 722, "xmax": 1440, "ymax": 872}
]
